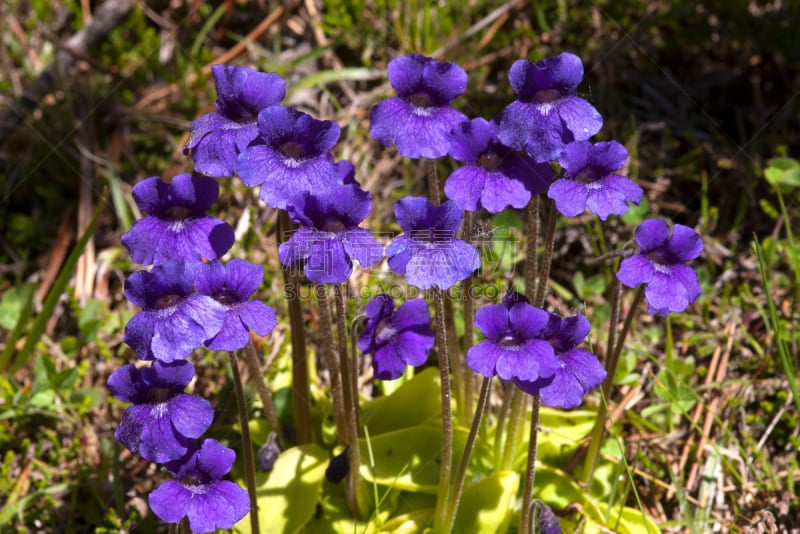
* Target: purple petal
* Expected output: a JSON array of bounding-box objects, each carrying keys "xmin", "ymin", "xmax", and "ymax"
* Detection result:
[
  {"xmin": 123, "ymin": 312, "xmax": 157, "ymax": 360},
  {"xmin": 170, "ymin": 393, "xmax": 214, "ymax": 439},
  {"xmin": 197, "ymin": 438, "xmax": 237, "ymax": 479},
  {"xmin": 474, "ymin": 304, "xmax": 510, "ymax": 342},
  {"xmin": 616, "ymin": 255, "xmax": 655, "ymax": 288},
  {"xmin": 370, "ymin": 97, "xmax": 467, "ymax": 159},
  {"xmin": 393, "ymin": 330, "xmax": 434, "ymax": 367},
  {"xmin": 466, "ymin": 341, "xmax": 504, "ymax": 378},
  {"xmin": 149, "ymin": 360, "xmax": 195, "ymax": 391},
  {"xmin": 557, "ymin": 140, "xmax": 591, "ymax": 176},
  {"xmin": 448, "ymin": 118, "xmax": 493, "ymax": 163},
  {"xmin": 106, "ymin": 364, "xmax": 140, "ymax": 403},
  {"xmin": 342, "ymin": 227, "xmax": 384, "ymax": 269},
  {"xmin": 588, "ymin": 140, "xmax": 628, "ymax": 172},
  {"xmin": 223, "ymin": 259, "xmax": 264, "ymax": 300},
  {"xmin": 560, "ymin": 347, "xmax": 606, "ymax": 392},
  {"xmin": 149, "ymin": 480, "xmax": 192, "ymax": 524},
  {"xmin": 114, "ymin": 404, "xmax": 148, "ymax": 451},
  {"xmin": 212, "ymin": 64, "xmax": 285, "ymax": 118},
  {"xmin": 668, "ymin": 224, "xmax": 704, "ymax": 262},
  {"xmin": 548, "ymin": 179, "xmax": 588, "ymax": 218},
  {"xmin": 635, "ymin": 219, "xmax": 670, "ymax": 252},
  {"xmin": 235, "ymin": 300, "xmax": 277, "ymax": 337},
  {"xmin": 188, "ymin": 481, "xmax": 249, "ymax": 533},
  {"xmin": 508, "ymin": 304, "xmax": 551, "ymax": 339},
  {"xmin": 385, "ymin": 235, "xmax": 413, "ymax": 275},
  {"xmin": 393, "ymin": 299, "xmax": 432, "ymax": 330},
  {"xmin": 478, "ymin": 171, "xmax": 533, "ymax": 213},
  {"xmin": 558, "ymin": 96, "xmax": 603, "ymax": 142},
  {"xmin": 372, "ymin": 343, "xmax": 408, "ymax": 380},
  {"xmin": 585, "ymin": 183, "xmax": 630, "ymax": 221},
  {"xmin": 139, "ymin": 408, "xmax": 188, "ymax": 463},
  {"xmin": 536, "ymin": 368, "xmax": 586, "ymax": 409},
  {"xmin": 644, "ymin": 270, "xmax": 691, "ymax": 315},
  {"xmin": 444, "ymin": 166, "xmax": 487, "ymax": 212},
  {"xmin": 387, "ymin": 54, "xmax": 426, "ymax": 97}
]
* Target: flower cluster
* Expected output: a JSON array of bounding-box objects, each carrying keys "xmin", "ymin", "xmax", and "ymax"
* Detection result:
[{"xmin": 110, "ymin": 64, "xmax": 291, "ymax": 532}]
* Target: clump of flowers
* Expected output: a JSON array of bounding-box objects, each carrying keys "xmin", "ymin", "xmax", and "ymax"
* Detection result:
[
  {"xmin": 386, "ymin": 196, "xmax": 480, "ymax": 290},
  {"xmin": 616, "ymin": 218, "xmax": 704, "ymax": 316},
  {"xmin": 121, "ymin": 173, "xmax": 234, "ymax": 266},
  {"xmin": 358, "ymin": 293, "xmax": 435, "ymax": 380},
  {"xmin": 370, "ymin": 53, "xmax": 467, "ymax": 159}
]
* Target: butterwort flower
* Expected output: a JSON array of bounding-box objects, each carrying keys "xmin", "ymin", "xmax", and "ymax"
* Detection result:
[
  {"xmin": 149, "ymin": 439, "xmax": 249, "ymax": 534},
  {"xmin": 616, "ymin": 219, "xmax": 703, "ymax": 316},
  {"xmin": 279, "ymin": 184, "xmax": 383, "ymax": 284},
  {"xmin": 370, "ymin": 53, "xmax": 468, "ymax": 159},
  {"xmin": 358, "ymin": 294, "xmax": 435, "ymax": 380},
  {"xmin": 497, "ymin": 53, "xmax": 603, "ymax": 163},
  {"xmin": 466, "ymin": 292, "xmax": 559, "ymax": 382},
  {"xmin": 107, "ymin": 360, "xmax": 213, "ymax": 463},
  {"xmin": 124, "ymin": 261, "xmax": 226, "ymax": 362},
  {"xmin": 385, "ymin": 197, "xmax": 480, "ymax": 290},
  {"xmin": 121, "ymin": 174, "xmax": 234, "ymax": 266},
  {"xmin": 184, "ymin": 65, "xmax": 286, "ymax": 177},
  {"xmin": 444, "ymin": 117, "xmax": 552, "ymax": 213},
  {"xmin": 237, "ymin": 105, "xmax": 342, "ymax": 209},
  {"xmin": 514, "ymin": 312, "xmax": 606, "ymax": 409},
  {"xmin": 194, "ymin": 259, "xmax": 277, "ymax": 351},
  {"xmin": 548, "ymin": 140, "xmax": 642, "ymax": 220}
]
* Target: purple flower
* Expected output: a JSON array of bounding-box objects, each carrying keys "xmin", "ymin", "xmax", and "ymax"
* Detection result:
[
  {"xmin": 616, "ymin": 219, "xmax": 704, "ymax": 316},
  {"xmin": 237, "ymin": 106, "xmax": 343, "ymax": 209},
  {"xmin": 107, "ymin": 360, "xmax": 213, "ymax": 463},
  {"xmin": 370, "ymin": 54, "xmax": 468, "ymax": 159},
  {"xmin": 514, "ymin": 312, "xmax": 606, "ymax": 409},
  {"xmin": 358, "ymin": 294, "xmax": 435, "ymax": 380},
  {"xmin": 466, "ymin": 292, "xmax": 559, "ymax": 382},
  {"xmin": 386, "ymin": 197, "xmax": 480, "ymax": 290},
  {"xmin": 194, "ymin": 259, "xmax": 277, "ymax": 351},
  {"xmin": 149, "ymin": 439, "xmax": 249, "ymax": 533},
  {"xmin": 444, "ymin": 118, "xmax": 552, "ymax": 213},
  {"xmin": 497, "ymin": 53, "xmax": 603, "ymax": 163},
  {"xmin": 279, "ymin": 184, "xmax": 383, "ymax": 284},
  {"xmin": 548, "ymin": 140, "xmax": 642, "ymax": 220},
  {"xmin": 124, "ymin": 261, "xmax": 226, "ymax": 362},
  {"xmin": 121, "ymin": 174, "xmax": 234, "ymax": 266},
  {"xmin": 184, "ymin": 65, "xmax": 286, "ymax": 177}
]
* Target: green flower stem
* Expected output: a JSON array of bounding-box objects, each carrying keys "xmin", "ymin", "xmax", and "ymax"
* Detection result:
[
  {"xmin": 520, "ymin": 198, "xmax": 557, "ymax": 534},
  {"xmin": 242, "ymin": 340, "xmax": 286, "ymax": 447},
  {"xmin": 334, "ymin": 284, "xmax": 369, "ymax": 519},
  {"xmin": 581, "ymin": 285, "xmax": 645, "ymax": 484},
  {"xmin": 432, "ymin": 287, "xmax": 454, "ymax": 533},
  {"xmin": 229, "ymin": 352, "xmax": 260, "ymax": 534},
  {"xmin": 278, "ymin": 209, "xmax": 311, "ymax": 444},
  {"xmin": 445, "ymin": 376, "xmax": 492, "ymax": 532},
  {"xmin": 519, "ymin": 394, "xmax": 541, "ymax": 534},
  {"xmin": 315, "ymin": 284, "xmax": 348, "ymax": 445}
]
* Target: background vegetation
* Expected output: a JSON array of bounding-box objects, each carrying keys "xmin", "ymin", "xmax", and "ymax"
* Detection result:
[{"xmin": 1, "ymin": 0, "xmax": 799, "ymax": 531}]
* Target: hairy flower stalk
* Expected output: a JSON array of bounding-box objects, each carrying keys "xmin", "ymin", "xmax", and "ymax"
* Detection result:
[
  {"xmin": 278, "ymin": 209, "xmax": 312, "ymax": 444},
  {"xmin": 334, "ymin": 284, "xmax": 368, "ymax": 518},
  {"xmin": 241, "ymin": 340, "xmax": 285, "ymax": 447},
  {"xmin": 432, "ymin": 288, "xmax": 454, "ymax": 533},
  {"xmin": 316, "ymin": 285, "xmax": 348, "ymax": 446},
  {"xmin": 229, "ymin": 352, "xmax": 259, "ymax": 534}
]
